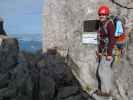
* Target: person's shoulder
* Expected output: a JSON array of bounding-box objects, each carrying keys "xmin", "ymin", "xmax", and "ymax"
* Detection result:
[
  {"xmin": 108, "ymin": 19, "xmax": 114, "ymax": 24},
  {"xmin": 106, "ymin": 19, "xmax": 114, "ymax": 26},
  {"xmin": 106, "ymin": 19, "xmax": 115, "ymax": 29}
]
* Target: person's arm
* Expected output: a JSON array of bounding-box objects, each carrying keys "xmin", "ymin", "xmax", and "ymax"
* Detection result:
[
  {"xmin": 107, "ymin": 21, "xmax": 115, "ymax": 57},
  {"xmin": 96, "ymin": 31, "xmax": 103, "ymax": 60}
]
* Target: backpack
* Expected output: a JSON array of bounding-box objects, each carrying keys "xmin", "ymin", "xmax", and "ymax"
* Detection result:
[
  {"xmin": 113, "ymin": 16, "xmax": 128, "ymax": 47},
  {"xmin": 98, "ymin": 16, "xmax": 128, "ymax": 57},
  {"xmin": 110, "ymin": 16, "xmax": 125, "ymax": 35},
  {"xmin": 102, "ymin": 15, "xmax": 128, "ymax": 44}
]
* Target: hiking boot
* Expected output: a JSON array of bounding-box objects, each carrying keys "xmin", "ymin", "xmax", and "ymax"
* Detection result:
[{"xmin": 94, "ymin": 89, "xmax": 112, "ymax": 97}]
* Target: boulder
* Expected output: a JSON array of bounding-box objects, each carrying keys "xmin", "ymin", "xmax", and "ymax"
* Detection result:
[
  {"xmin": 37, "ymin": 53, "xmax": 92, "ymax": 100},
  {"xmin": 0, "ymin": 36, "xmax": 19, "ymax": 73},
  {"xmin": 0, "ymin": 36, "xmax": 34, "ymax": 100}
]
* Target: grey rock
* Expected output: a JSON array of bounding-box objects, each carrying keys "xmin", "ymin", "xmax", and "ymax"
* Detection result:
[
  {"xmin": 0, "ymin": 36, "xmax": 33, "ymax": 99},
  {"xmin": 9, "ymin": 63, "xmax": 33, "ymax": 99},
  {"xmin": 39, "ymin": 75, "xmax": 55, "ymax": 100},
  {"xmin": 57, "ymin": 86, "xmax": 90, "ymax": 100},
  {"xmin": 37, "ymin": 53, "xmax": 92, "ymax": 100},
  {"xmin": 0, "ymin": 36, "xmax": 19, "ymax": 73},
  {"xmin": 91, "ymin": 94, "xmax": 113, "ymax": 100},
  {"xmin": 0, "ymin": 17, "xmax": 6, "ymax": 35},
  {"xmin": 57, "ymin": 86, "xmax": 80, "ymax": 98},
  {"xmin": 0, "ymin": 72, "xmax": 10, "ymax": 89},
  {"xmin": 43, "ymin": 0, "xmax": 133, "ymax": 99},
  {"xmin": 38, "ymin": 53, "xmax": 77, "ymax": 86},
  {"xmin": 0, "ymin": 35, "xmax": 104, "ymax": 100},
  {"xmin": 2, "ymin": 64, "xmax": 32, "ymax": 99}
]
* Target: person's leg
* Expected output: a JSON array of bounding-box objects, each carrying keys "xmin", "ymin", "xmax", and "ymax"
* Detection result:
[
  {"xmin": 98, "ymin": 57, "xmax": 113, "ymax": 94},
  {"xmin": 96, "ymin": 60, "xmax": 101, "ymax": 91}
]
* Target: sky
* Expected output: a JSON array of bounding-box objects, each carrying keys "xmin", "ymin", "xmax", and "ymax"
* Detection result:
[{"xmin": 0, "ymin": 0, "xmax": 44, "ymax": 35}]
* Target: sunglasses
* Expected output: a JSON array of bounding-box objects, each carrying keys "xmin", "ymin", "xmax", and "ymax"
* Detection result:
[{"xmin": 98, "ymin": 14, "xmax": 108, "ymax": 16}]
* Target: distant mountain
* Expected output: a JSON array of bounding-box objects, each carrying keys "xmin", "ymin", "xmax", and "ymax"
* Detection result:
[
  {"xmin": 19, "ymin": 40, "xmax": 42, "ymax": 53},
  {"xmin": 9, "ymin": 33, "xmax": 42, "ymax": 53}
]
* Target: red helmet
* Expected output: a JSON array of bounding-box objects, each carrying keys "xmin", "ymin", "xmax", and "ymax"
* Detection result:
[{"xmin": 98, "ymin": 5, "xmax": 110, "ymax": 15}]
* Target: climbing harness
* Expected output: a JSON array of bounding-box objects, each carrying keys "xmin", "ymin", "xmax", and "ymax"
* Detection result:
[
  {"xmin": 114, "ymin": 46, "xmax": 121, "ymax": 63},
  {"xmin": 97, "ymin": 20, "xmax": 111, "ymax": 61},
  {"xmin": 97, "ymin": 18, "xmax": 129, "ymax": 64}
]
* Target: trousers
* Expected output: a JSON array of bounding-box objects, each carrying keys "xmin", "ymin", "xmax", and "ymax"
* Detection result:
[{"xmin": 96, "ymin": 56, "xmax": 114, "ymax": 93}]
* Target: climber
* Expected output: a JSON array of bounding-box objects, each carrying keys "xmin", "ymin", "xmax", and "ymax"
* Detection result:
[{"xmin": 95, "ymin": 5, "xmax": 115, "ymax": 97}]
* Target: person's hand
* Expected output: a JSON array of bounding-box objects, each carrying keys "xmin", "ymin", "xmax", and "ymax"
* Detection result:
[
  {"xmin": 96, "ymin": 50, "xmax": 102, "ymax": 61},
  {"xmin": 106, "ymin": 56, "xmax": 113, "ymax": 61}
]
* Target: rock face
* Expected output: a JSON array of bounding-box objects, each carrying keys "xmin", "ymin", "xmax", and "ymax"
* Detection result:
[
  {"xmin": 37, "ymin": 52, "xmax": 92, "ymax": 100},
  {"xmin": 0, "ymin": 36, "xmax": 19, "ymax": 73},
  {"xmin": 0, "ymin": 36, "xmax": 93, "ymax": 100},
  {"xmin": 43, "ymin": 0, "xmax": 133, "ymax": 99},
  {"xmin": 0, "ymin": 36, "xmax": 33, "ymax": 100}
]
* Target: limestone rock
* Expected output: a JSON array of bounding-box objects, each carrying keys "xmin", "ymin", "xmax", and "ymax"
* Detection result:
[
  {"xmin": 37, "ymin": 52, "xmax": 92, "ymax": 100},
  {"xmin": 0, "ymin": 36, "xmax": 33, "ymax": 100},
  {"xmin": 0, "ymin": 36, "xmax": 19, "ymax": 73},
  {"xmin": 43, "ymin": 0, "xmax": 133, "ymax": 99},
  {"xmin": 0, "ymin": 36, "xmax": 95, "ymax": 100}
]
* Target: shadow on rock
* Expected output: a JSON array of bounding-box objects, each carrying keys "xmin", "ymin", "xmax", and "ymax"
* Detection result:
[
  {"xmin": 0, "ymin": 43, "xmax": 94, "ymax": 100},
  {"xmin": 36, "ymin": 48, "xmax": 93, "ymax": 100}
]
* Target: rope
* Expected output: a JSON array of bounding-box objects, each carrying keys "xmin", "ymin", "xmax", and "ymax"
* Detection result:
[
  {"xmin": 110, "ymin": 0, "xmax": 133, "ymax": 9},
  {"xmin": 114, "ymin": 47, "xmax": 121, "ymax": 63}
]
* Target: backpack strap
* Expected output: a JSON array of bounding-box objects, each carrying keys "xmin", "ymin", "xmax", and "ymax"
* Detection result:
[
  {"xmin": 98, "ymin": 20, "xmax": 114, "ymax": 55},
  {"xmin": 103, "ymin": 19, "xmax": 114, "ymax": 35},
  {"xmin": 98, "ymin": 19, "xmax": 113, "ymax": 44}
]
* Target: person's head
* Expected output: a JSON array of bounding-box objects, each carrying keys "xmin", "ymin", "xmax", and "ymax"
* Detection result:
[{"xmin": 98, "ymin": 5, "xmax": 110, "ymax": 22}]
